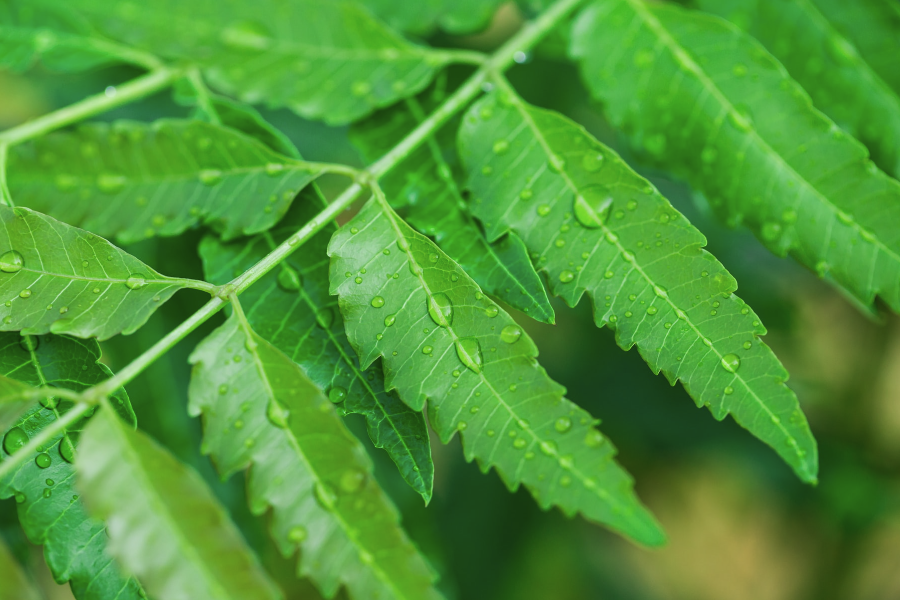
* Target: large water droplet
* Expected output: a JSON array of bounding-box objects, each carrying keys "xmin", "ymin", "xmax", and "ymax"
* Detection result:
[
  {"xmin": 125, "ymin": 274, "xmax": 148, "ymax": 290},
  {"xmin": 370, "ymin": 296, "xmax": 385, "ymax": 308},
  {"xmin": 383, "ymin": 314, "xmax": 396, "ymax": 327},
  {"xmin": 314, "ymin": 482, "xmax": 337, "ymax": 510},
  {"xmin": 266, "ymin": 400, "xmax": 291, "ymax": 429},
  {"xmin": 554, "ymin": 417, "xmax": 572, "ymax": 433},
  {"xmin": 0, "ymin": 250, "xmax": 24, "ymax": 273},
  {"xmin": 59, "ymin": 434, "xmax": 76, "ymax": 463},
  {"xmin": 573, "ymin": 195, "xmax": 613, "ymax": 229},
  {"xmin": 199, "ymin": 169, "xmax": 223, "ymax": 186},
  {"xmin": 35, "ymin": 453, "xmax": 51, "ymax": 469},
  {"xmin": 720, "ymin": 353, "xmax": 741, "ymax": 373},
  {"xmin": 288, "ymin": 525, "xmax": 308, "ymax": 543},
  {"xmin": 316, "ymin": 307, "xmax": 335, "ymax": 329},
  {"xmin": 277, "ymin": 266, "xmax": 302, "ymax": 291},
  {"xmin": 500, "ymin": 324, "xmax": 522, "ymax": 344},
  {"xmin": 221, "ymin": 20, "xmax": 272, "ymax": 50},
  {"xmin": 582, "ymin": 152, "xmax": 604, "ymax": 173},
  {"xmin": 427, "ymin": 293, "xmax": 453, "ymax": 328},
  {"xmin": 328, "ymin": 386, "xmax": 347, "ymax": 404},
  {"xmin": 559, "ymin": 270, "xmax": 575, "ymax": 283},
  {"xmin": 19, "ymin": 335, "xmax": 38, "ymax": 352},
  {"xmin": 455, "ymin": 337, "xmax": 483, "ymax": 374},
  {"xmin": 3, "ymin": 427, "xmax": 28, "ymax": 455},
  {"xmin": 339, "ymin": 469, "xmax": 366, "ymax": 493},
  {"xmin": 492, "ymin": 139, "xmax": 510, "ymax": 155}
]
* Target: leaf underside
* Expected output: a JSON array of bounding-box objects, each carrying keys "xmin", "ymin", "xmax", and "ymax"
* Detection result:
[
  {"xmin": 0, "ymin": 205, "xmax": 189, "ymax": 340},
  {"xmin": 200, "ymin": 187, "xmax": 434, "ymax": 502},
  {"xmin": 76, "ymin": 405, "xmax": 281, "ymax": 600},
  {"xmin": 189, "ymin": 315, "xmax": 442, "ymax": 600},
  {"xmin": 0, "ymin": 332, "xmax": 144, "ymax": 600},
  {"xmin": 329, "ymin": 199, "xmax": 666, "ymax": 546},
  {"xmin": 570, "ymin": 0, "xmax": 900, "ymax": 313},
  {"xmin": 458, "ymin": 90, "xmax": 818, "ymax": 483},
  {"xmin": 8, "ymin": 119, "xmax": 316, "ymax": 244}
]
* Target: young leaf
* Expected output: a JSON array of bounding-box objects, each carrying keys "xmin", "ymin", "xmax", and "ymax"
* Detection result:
[
  {"xmin": 0, "ymin": 332, "xmax": 145, "ymax": 600},
  {"xmin": 199, "ymin": 187, "xmax": 434, "ymax": 501},
  {"xmin": 0, "ymin": 205, "xmax": 202, "ymax": 340},
  {"xmin": 570, "ymin": 0, "xmax": 900, "ymax": 314},
  {"xmin": 361, "ymin": 0, "xmax": 505, "ymax": 35},
  {"xmin": 458, "ymin": 89, "xmax": 818, "ymax": 484},
  {"xmin": 691, "ymin": 0, "xmax": 900, "ymax": 177},
  {"xmin": 76, "ymin": 405, "xmax": 281, "ymax": 600},
  {"xmin": 188, "ymin": 313, "xmax": 442, "ymax": 600},
  {"xmin": 328, "ymin": 198, "xmax": 666, "ymax": 546},
  {"xmin": 8, "ymin": 119, "xmax": 319, "ymax": 244},
  {"xmin": 0, "ymin": 535, "xmax": 41, "ymax": 600},
  {"xmin": 351, "ymin": 97, "xmax": 555, "ymax": 323},
  {"xmin": 66, "ymin": 0, "xmax": 455, "ymax": 125}
]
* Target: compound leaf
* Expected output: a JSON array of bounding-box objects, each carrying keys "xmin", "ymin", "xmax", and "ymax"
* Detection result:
[
  {"xmin": 0, "ymin": 370, "xmax": 33, "ymax": 432},
  {"xmin": 76, "ymin": 404, "xmax": 281, "ymax": 600},
  {"xmin": 351, "ymin": 96, "xmax": 555, "ymax": 323},
  {"xmin": 328, "ymin": 198, "xmax": 665, "ymax": 546},
  {"xmin": 188, "ymin": 313, "xmax": 441, "ymax": 600},
  {"xmin": 0, "ymin": 535, "xmax": 41, "ymax": 600},
  {"xmin": 361, "ymin": 0, "xmax": 505, "ymax": 35},
  {"xmin": 570, "ymin": 0, "xmax": 900, "ymax": 314},
  {"xmin": 692, "ymin": 0, "xmax": 900, "ymax": 177},
  {"xmin": 199, "ymin": 187, "xmax": 434, "ymax": 502},
  {"xmin": 0, "ymin": 206, "xmax": 200, "ymax": 340},
  {"xmin": 67, "ymin": 0, "xmax": 454, "ymax": 125},
  {"xmin": 0, "ymin": 332, "xmax": 144, "ymax": 600},
  {"xmin": 8, "ymin": 119, "xmax": 319, "ymax": 244},
  {"xmin": 458, "ymin": 88, "xmax": 818, "ymax": 483}
]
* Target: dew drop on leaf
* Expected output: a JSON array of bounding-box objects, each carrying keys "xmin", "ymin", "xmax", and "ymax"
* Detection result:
[
  {"xmin": 720, "ymin": 353, "xmax": 741, "ymax": 373},
  {"xmin": 384, "ymin": 314, "xmax": 396, "ymax": 327},
  {"xmin": 266, "ymin": 400, "xmax": 291, "ymax": 429},
  {"xmin": 483, "ymin": 304, "xmax": 499, "ymax": 318},
  {"xmin": 125, "ymin": 274, "xmax": 148, "ymax": 290},
  {"xmin": 0, "ymin": 250, "xmax": 24, "ymax": 273},
  {"xmin": 19, "ymin": 335, "xmax": 38, "ymax": 352},
  {"xmin": 584, "ymin": 430, "xmax": 604, "ymax": 448},
  {"xmin": 288, "ymin": 525, "xmax": 308, "ymax": 543},
  {"xmin": 573, "ymin": 195, "xmax": 613, "ymax": 229},
  {"xmin": 3, "ymin": 427, "xmax": 28, "ymax": 455},
  {"xmin": 559, "ymin": 270, "xmax": 575, "ymax": 283},
  {"xmin": 455, "ymin": 337, "xmax": 483, "ymax": 374},
  {"xmin": 582, "ymin": 152, "xmax": 604, "ymax": 172},
  {"xmin": 427, "ymin": 293, "xmax": 453, "ymax": 327},
  {"xmin": 35, "ymin": 453, "xmax": 52, "ymax": 469},
  {"xmin": 199, "ymin": 169, "xmax": 223, "ymax": 186},
  {"xmin": 492, "ymin": 139, "xmax": 510, "ymax": 155},
  {"xmin": 314, "ymin": 482, "xmax": 337, "ymax": 511},
  {"xmin": 422, "ymin": 345, "xmax": 433, "ymax": 355},
  {"xmin": 370, "ymin": 296, "xmax": 385, "ymax": 308},
  {"xmin": 500, "ymin": 324, "xmax": 522, "ymax": 344},
  {"xmin": 328, "ymin": 386, "xmax": 347, "ymax": 404},
  {"xmin": 540, "ymin": 440, "xmax": 557, "ymax": 456},
  {"xmin": 339, "ymin": 469, "xmax": 365, "ymax": 493},
  {"xmin": 40, "ymin": 396, "xmax": 59, "ymax": 410},
  {"xmin": 554, "ymin": 417, "xmax": 573, "ymax": 433},
  {"xmin": 96, "ymin": 173, "xmax": 127, "ymax": 194}
]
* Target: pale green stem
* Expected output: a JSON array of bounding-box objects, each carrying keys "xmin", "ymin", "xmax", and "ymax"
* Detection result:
[
  {"xmin": 185, "ymin": 68, "xmax": 222, "ymax": 125},
  {"xmin": 0, "ymin": 68, "xmax": 183, "ymax": 146},
  {"xmin": 0, "ymin": 144, "xmax": 11, "ymax": 207},
  {"xmin": 0, "ymin": 0, "xmax": 587, "ymax": 477}
]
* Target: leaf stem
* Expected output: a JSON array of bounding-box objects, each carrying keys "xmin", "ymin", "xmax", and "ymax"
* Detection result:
[
  {"xmin": 185, "ymin": 68, "xmax": 222, "ymax": 125},
  {"xmin": 0, "ymin": 144, "xmax": 11, "ymax": 208},
  {"xmin": 0, "ymin": 67, "xmax": 184, "ymax": 146}
]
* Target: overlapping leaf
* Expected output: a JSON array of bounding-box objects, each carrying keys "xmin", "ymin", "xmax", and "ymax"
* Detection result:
[
  {"xmin": 458, "ymin": 89, "xmax": 818, "ymax": 483},
  {"xmin": 0, "ymin": 536, "xmax": 41, "ymax": 600},
  {"xmin": 8, "ymin": 119, "xmax": 318, "ymax": 244},
  {"xmin": 328, "ymin": 199, "xmax": 665, "ymax": 546},
  {"xmin": 0, "ymin": 205, "xmax": 199, "ymax": 340},
  {"xmin": 0, "ymin": 370, "xmax": 33, "ymax": 431},
  {"xmin": 691, "ymin": 0, "xmax": 900, "ymax": 177},
  {"xmin": 361, "ymin": 0, "xmax": 505, "ymax": 35},
  {"xmin": 66, "ymin": 0, "xmax": 454, "ymax": 125},
  {"xmin": 76, "ymin": 405, "xmax": 281, "ymax": 600},
  {"xmin": 199, "ymin": 187, "xmax": 434, "ymax": 501},
  {"xmin": 351, "ymin": 96, "xmax": 555, "ymax": 323},
  {"xmin": 189, "ymin": 314, "xmax": 441, "ymax": 600},
  {"xmin": 0, "ymin": 332, "xmax": 144, "ymax": 600},
  {"xmin": 570, "ymin": 0, "xmax": 900, "ymax": 313}
]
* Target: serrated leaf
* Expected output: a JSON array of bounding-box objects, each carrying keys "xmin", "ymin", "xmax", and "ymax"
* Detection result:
[
  {"xmin": 0, "ymin": 205, "xmax": 198, "ymax": 340},
  {"xmin": 67, "ymin": 0, "xmax": 452, "ymax": 125},
  {"xmin": 76, "ymin": 405, "xmax": 281, "ymax": 600},
  {"xmin": 692, "ymin": 0, "xmax": 900, "ymax": 177},
  {"xmin": 8, "ymin": 119, "xmax": 318, "ymax": 244},
  {"xmin": 570, "ymin": 0, "xmax": 900, "ymax": 313},
  {"xmin": 328, "ymin": 198, "xmax": 665, "ymax": 546},
  {"xmin": 0, "ymin": 332, "xmax": 144, "ymax": 600},
  {"xmin": 199, "ymin": 187, "xmax": 434, "ymax": 501},
  {"xmin": 188, "ymin": 314, "xmax": 441, "ymax": 600},
  {"xmin": 361, "ymin": 0, "xmax": 505, "ymax": 35},
  {"xmin": 458, "ymin": 89, "xmax": 818, "ymax": 483},
  {"xmin": 351, "ymin": 97, "xmax": 555, "ymax": 323},
  {"xmin": 0, "ymin": 535, "xmax": 41, "ymax": 600}
]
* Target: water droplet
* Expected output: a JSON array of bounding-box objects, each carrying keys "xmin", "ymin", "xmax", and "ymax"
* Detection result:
[
  {"xmin": 554, "ymin": 417, "xmax": 572, "ymax": 433},
  {"xmin": 720, "ymin": 353, "xmax": 741, "ymax": 373},
  {"xmin": 540, "ymin": 440, "xmax": 557, "ymax": 456},
  {"xmin": 96, "ymin": 173, "xmax": 127, "ymax": 193},
  {"xmin": 35, "ymin": 453, "xmax": 51, "ymax": 469},
  {"xmin": 647, "ymin": 306, "xmax": 658, "ymax": 315},
  {"xmin": 351, "ymin": 80, "xmax": 371, "ymax": 97},
  {"xmin": 370, "ymin": 296, "xmax": 385, "ymax": 308},
  {"xmin": 339, "ymin": 468, "xmax": 366, "ymax": 493},
  {"xmin": 265, "ymin": 163, "xmax": 285, "ymax": 176},
  {"xmin": 492, "ymin": 139, "xmax": 510, "ymax": 155},
  {"xmin": 500, "ymin": 324, "xmax": 522, "ymax": 344},
  {"xmin": 266, "ymin": 400, "xmax": 291, "ymax": 429},
  {"xmin": 383, "ymin": 313, "xmax": 397, "ymax": 328},
  {"xmin": 582, "ymin": 152, "xmax": 604, "ymax": 172},
  {"xmin": 328, "ymin": 386, "xmax": 347, "ymax": 403},
  {"xmin": 548, "ymin": 155, "xmax": 566, "ymax": 173},
  {"xmin": 573, "ymin": 195, "xmax": 613, "ymax": 229},
  {"xmin": 199, "ymin": 169, "xmax": 223, "ymax": 186},
  {"xmin": 455, "ymin": 337, "xmax": 483, "ymax": 373},
  {"xmin": 354, "ymin": 277, "xmax": 363, "ymax": 284},
  {"xmin": 483, "ymin": 305, "xmax": 499, "ymax": 318},
  {"xmin": 559, "ymin": 270, "xmax": 575, "ymax": 283},
  {"xmin": 724, "ymin": 386, "xmax": 734, "ymax": 395},
  {"xmin": 125, "ymin": 274, "xmax": 148, "ymax": 290},
  {"xmin": 43, "ymin": 488, "xmax": 52, "ymax": 498},
  {"xmin": 519, "ymin": 188, "xmax": 533, "ymax": 200},
  {"xmin": 314, "ymin": 482, "xmax": 337, "ymax": 510},
  {"xmin": 427, "ymin": 293, "xmax": 452, "ymax": 327},
  {"xmin": 40, "ymin": 396, "xmax": 59, "ymax": 410},
  {"xmin": 422, "ymin": 345, "xmax": 433, "ymax": 355},
  {"xmin": 584, "ymin": 430, "xmax": 604, "ymax": 448},
  {"xmin": 0, "ymin": 251, "xmax": 24, "ymax": 273},
  {"xmin": 513, "ymin": 438, "xmax": 527, "ymax": 449},
  {"xmin": 288, "ymin": 525, "xmax": 308, "ymax": 543},
  {"xmin": 457, "ymin": 421, "xmax": 468, "ymax": 431},
  {"xmin": 3, "ymin": 427, "xmax": 28, "ymax": 454}
]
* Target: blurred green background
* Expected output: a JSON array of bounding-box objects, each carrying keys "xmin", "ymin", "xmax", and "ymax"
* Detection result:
[{"xmin": 2, "ymin": 4, "xmax": 899, "ymax": 599}]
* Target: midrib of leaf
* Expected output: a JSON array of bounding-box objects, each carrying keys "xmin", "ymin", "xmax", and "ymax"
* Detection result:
[
  {"xmin": 624, "ymin": 0, "xmax": 900, "ymax": 269},
  {"xmin": 494, "ymin": 76, "xmax": 806, "ymax": 472},
  {"xmin": 102, "ymin": 405, "xmax": 232, "ymax": 600},
  {"xmin": 14, "ymin": 268, "xmax": 205, "ymax": 291},
  {"xmin": 371, "ymin": 191, "xmax": 637, "ymax": 509},
  {"xmin": 230, "ymin": 300, "xmax": 406, "ymax": 599},
  {"xmin": 258, "ymin": 231, "xmax": 430, "ymax": 495}
]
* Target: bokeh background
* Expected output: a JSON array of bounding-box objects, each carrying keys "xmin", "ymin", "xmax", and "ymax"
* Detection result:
[{"xmin": 2, "ymin": 4, "xmax": 899, "ymax": 599}]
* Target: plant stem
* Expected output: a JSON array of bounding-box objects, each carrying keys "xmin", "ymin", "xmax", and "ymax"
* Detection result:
[
  {"xmin": 0, "ymin": 144, "xmax": 10, "ymax": 208},
  {"xmin": 0, "ymin": 68, "xmax": 183, "ymax": 146},
  {"xmin": 186, "ymin": 68, "xmax": 222, "ymax": 125}
]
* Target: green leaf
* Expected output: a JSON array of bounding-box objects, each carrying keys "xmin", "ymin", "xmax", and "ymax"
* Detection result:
[
  {"xmin": 0, "ymin": 535, "xmax": 41, "ymax": 600},
  {"xmin": 0, "ymin": 332, "xmax": 144, "ymax": 600},
  {"xmin": 328, "ymin": 198, "xmax": 666, "ymax": 546},
  {"xmin": 351, "ymin": 96, "xmax": 555, "ymax": 323},
  {"xmin": 570, "ymin": 0, "xmax": 900, "ymax": 314},
  {"xmin": 67, "ymin": 0, "xmax": 453, "ymax": 125},
  {"xmin": 199, "ymin": 187, "xmax": 434, "ymax": 501},
  {"xmin": 691, "ymin": 0, "xmax": 900, "ymax": 177},
  {"xmin": 0, "ymin": 370, "xmax": 33, "ymax": 432},
  {"xmin": 361, "ymin": 0, "xmax": 505, "ymax": 35},
  {"xmin": 0, "ymin": 205, "xmax": 200, "ymax": 340},
  {"xmin": 76, "ymin": 404, "xmax": 281, "ymax": 600},
  {"xmin": 8, "ymin": 119, "xmax": 319, "ymax": 244},
  {"xmin": 458, "ymin": 88, "xmax": 818, "ymax": 483},
  {"xmin": 188, "ymin": 313, "xmax": 442, "ymax": 600}
]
